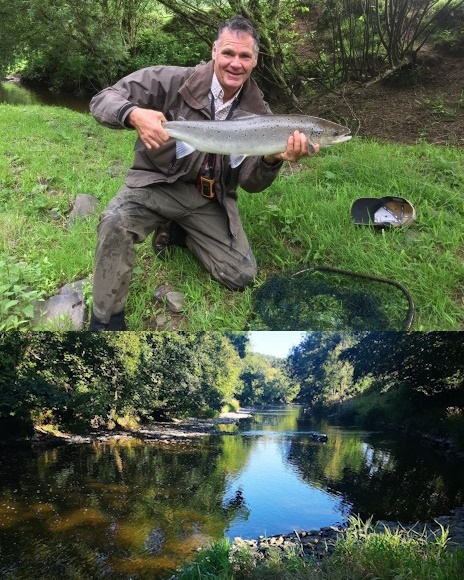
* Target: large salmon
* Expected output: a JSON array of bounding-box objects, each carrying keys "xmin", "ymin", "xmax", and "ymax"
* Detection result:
[{"xmin": 163, "ymin": 111, "xmax": 351, "ymax": 167}]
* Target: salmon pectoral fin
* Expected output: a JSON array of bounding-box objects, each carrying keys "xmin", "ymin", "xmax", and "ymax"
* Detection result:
[
  {"xmin": 175, "ymin": 140, "xmax": 196, "ymax": 158},
  {"xmin": 230, "ymin": 154, "xmax": 247, "ymax": 168}
]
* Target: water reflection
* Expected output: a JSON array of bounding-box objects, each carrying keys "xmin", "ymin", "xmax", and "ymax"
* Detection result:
[
  {"xmin": 287, "ymin": 423, "xmax": 464, "ymax": 522},
  {"xmin": 1, "ymin": 406, "xmax": 464, "ymax": 579},
  {"xmin": 0, "ymin": 439, "xmax": 227, "ymax": 579},
  {"xmin": 223, "ymin": 434, "xmax": 346, "ymax": 539}
]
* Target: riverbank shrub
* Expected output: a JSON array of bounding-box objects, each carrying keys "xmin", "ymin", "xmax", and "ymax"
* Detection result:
[
  {"xmin": 444, "ymin": 412, "xmax": 464, "ymax": 450},
  {"xmin": 0, "ymin": 332, "xmax": 301, "ymax": 434},
  {"xmin": 5, "ymin": 1, "xmax": 464, "ymax": 102},
  {"xmin": 222, "ymin": 399, "xmax": 241, "ymax": 414},
  {"xmin": 332, "ymin": 377, "xmax": 464, "ymax": 450}
]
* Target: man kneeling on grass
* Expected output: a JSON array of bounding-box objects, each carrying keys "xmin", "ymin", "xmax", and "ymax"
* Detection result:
[{"xmin": 88, "ymin": 15, "xmax": 319, "ymax": 331}]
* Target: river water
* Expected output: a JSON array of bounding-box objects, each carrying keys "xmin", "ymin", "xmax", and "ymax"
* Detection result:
[
  {"xmin": 1, "ymin": 405, "xmax": 463, "ymax": 579},
  {"xmin": 0, "ymin": 80, "xmax": 90, "ymax": 112}
]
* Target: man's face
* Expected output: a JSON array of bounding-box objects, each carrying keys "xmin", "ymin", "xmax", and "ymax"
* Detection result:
[{"xmin": 212, "ymin": 30, "xmax": 258, "ymax": 101}]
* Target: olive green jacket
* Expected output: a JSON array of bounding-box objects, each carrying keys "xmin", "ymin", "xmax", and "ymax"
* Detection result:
[{"xmin": 90, "ymin": 60, "xmax": 282, "ymax": 236}]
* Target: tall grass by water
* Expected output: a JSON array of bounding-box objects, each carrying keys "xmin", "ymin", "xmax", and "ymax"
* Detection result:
[
  {"xmin": 172, "ymin": 518, "xmax": 464, "ymax": 580},
  {"xmin": 1, "ymin": 104, "xmax": 463, "ymax": 330}
]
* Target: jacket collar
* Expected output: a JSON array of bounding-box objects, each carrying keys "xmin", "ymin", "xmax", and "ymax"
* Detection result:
[{"xmin": 179, "ymin": 60, "xmax": 269, "ymax": 118}]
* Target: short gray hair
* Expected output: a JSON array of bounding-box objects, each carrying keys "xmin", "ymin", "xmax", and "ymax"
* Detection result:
[{"xmin": 216, "ymin": 15, "xmax": 260, "ymax": 53}]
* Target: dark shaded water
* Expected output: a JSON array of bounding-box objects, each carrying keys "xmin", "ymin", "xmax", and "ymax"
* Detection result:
[
  {"xmin": 1, "ymin": 406, "xmax": 463, "ymax": 579},
  {"xmin": 0, "ymin": 81, "xmax": 90, "ymax": 112}
]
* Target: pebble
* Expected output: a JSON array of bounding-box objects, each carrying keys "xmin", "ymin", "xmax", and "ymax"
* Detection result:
[{"xmin": 153, "ymin": 284, "xmax": 186, "ymax": 313}]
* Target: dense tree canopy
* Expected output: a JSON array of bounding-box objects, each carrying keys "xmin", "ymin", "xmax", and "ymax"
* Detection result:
[
  {"xmin": 0, "ymin": 331, "xmax": 298, "ymax": 434},
  {"xmin": 239, "ymin": 353, "xmax": 299, "ymax": 405},
  {"xmin": 286, "ymin": 332, "xmax": 359, "ymax": 406},
  {"xmin": 286, "ymin": 332, "xmax": 464, "ymax": 435},
  {"xmin": 2, "ymin": 1, "xmax": 463, "ymax": 102},
  {"xmin": 340, "ymin": 332, "xmax": 463, "ymax": 393},
  {"xmin": 2, "ymin": 331, "xmax": 463, "ymax": 440}
]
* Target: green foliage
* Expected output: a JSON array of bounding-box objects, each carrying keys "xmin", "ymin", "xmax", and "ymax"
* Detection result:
[
  {"xmin": 0, "ymin": 331, "xmax": 278, "ymax": 431},
  {"xmin": 0, "ymin": 2, "xmax": 31, "ymax": 77},
  {"xmin": 131, "ymin": 27, "xmax": 210, "ymax": 70},
  {"xmin": 18, "ymin": 0, "xmax": 133, "ymax": 92},
  {"xmin": 431, "ymin": 3, "xmax": 464, "ymax": 55},
  {"xmin": 299, "ymin": 0, "xmax": 464, "ymax": 87},
  {"xmin": 286, "ymin": 333, "xmax": 359, "ymax": 405},
  {"xmin": 0, "ymin": 257, "xmax": 46, "ymax": 329},
  {"xmin": 174, "ymin": 538, "xmax": 233, "ymax": 580},
  {"xmin": 224, "ymin": 332, "xmax": 249, "ymax": 358},
  {"xmin": 222, "ymin": 398, "xmax": 241, "ymax": 413},
  {"xmin": 239, "ymin": 353, "xmax": 298, "ymax": 406},
  {"xmin": 0, "ymin": 332, "xmax": 73, "ymax": 431},
  {"xmin": 287, "ymin": 331, "xmax": 464, "ymax": 448},
  {"xmin": 326, "ymin": 515, "xmax": 464, "ymax": 580},
  {"xmin": 341, "ymin": 332, "xmax": 464, "ymax": 395},
  {"xmin": 2, "ymin": 0, "xmax": 464, "ymax": 100}
]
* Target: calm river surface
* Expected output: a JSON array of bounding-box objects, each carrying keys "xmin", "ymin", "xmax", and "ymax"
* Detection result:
[
  {"xmin": 0, "ymin": 80, "xmax": 90, "ymax": 112},
  {"xmin": 1, "ymin": 405, "xmax": 464, "ymax": 579}
]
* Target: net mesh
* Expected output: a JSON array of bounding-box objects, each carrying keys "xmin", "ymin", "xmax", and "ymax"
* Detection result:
[{"xmin": 250, "ymin": 267, "xmax": 414, "ymax": 331}]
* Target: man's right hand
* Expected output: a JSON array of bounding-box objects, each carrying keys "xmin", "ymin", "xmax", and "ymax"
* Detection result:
[{"xmin": 127, "ymin": 108, "xmax": 169, "ymax": 150}]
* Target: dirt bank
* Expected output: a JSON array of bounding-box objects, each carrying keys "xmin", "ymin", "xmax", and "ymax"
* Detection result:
[{"xmin": 312, "ymin": 52, "xmax": 464, "ymax": 146}]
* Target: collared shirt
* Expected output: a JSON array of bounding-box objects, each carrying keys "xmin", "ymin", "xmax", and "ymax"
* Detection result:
[{"xmin": 210, "ymin": 73, "xmax": 242, "ymax": 120}]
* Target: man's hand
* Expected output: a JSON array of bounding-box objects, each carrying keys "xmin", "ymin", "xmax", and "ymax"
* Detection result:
[
  {"xmin": 127, "ymin": 108, "xmax": 169, "ymax": 150},
  {"xmin": 263, "ymin": 130, "xmax": 320, "ymax": 165}
]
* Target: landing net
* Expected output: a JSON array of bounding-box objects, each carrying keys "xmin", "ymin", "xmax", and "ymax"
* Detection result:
[{"xmin": 251, "ymin": 266, "xmax": 415, "ymax": 331}]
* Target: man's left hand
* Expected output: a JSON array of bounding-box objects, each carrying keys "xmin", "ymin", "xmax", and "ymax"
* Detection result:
[{"xmin": 263, "ymin": 131, "xmax": 319, "ymax": 165}]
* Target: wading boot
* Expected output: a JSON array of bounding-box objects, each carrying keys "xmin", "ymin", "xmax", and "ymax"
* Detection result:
[
  {"xmin": 89, "ymin": 310, "xmax": 127, "ymax": 331},
  {"xmin": 152, "ymin": 221, "xmax": 187, "ymax": 260}
]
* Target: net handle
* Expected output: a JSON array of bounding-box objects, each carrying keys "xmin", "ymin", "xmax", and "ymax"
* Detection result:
[{"xmin": 291, "ymin": 266, "xmax": 415, "ymax": 331}]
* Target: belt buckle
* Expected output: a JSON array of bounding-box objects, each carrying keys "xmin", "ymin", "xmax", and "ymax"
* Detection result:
[{"xmin": 199, "ymin": 176, "xmax": 216, "ymax": 199}]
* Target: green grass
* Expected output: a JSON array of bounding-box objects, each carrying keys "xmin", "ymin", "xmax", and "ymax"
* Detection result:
[
  {"xmin": 171, "ymin": 518, "xmax": 464, "ymax": 579},
  {"xmin": 174, "ymin": 538, "xmax": 233, "ymax": 580},
  {"xmin": 1, "ymin": 103, "xmax": 463, "ymax": 330}
]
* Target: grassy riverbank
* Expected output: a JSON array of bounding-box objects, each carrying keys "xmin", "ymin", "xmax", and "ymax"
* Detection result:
[
  {"xmin": 1, "ymin": 104, "xmax": 463, "ymax": 331},
  {"xmin": 172, "ymin": 519, "xmax": 464, "ymax": 580}
]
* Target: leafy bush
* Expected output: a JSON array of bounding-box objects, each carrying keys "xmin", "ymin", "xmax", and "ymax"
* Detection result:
[
  {"xmin": 445, "ymin": 413, "xmax": 464, "ymax": 450},
  {"xmin": 326, "ymin": 516, "xmax": 464, "ymax": 580},
  {"xmin": 432, "ymin": 4, "xmax": 464, "ymax": 56},
  {"xmin": 131, "ymin": 29, "xmax": 210, "ymax": 70},
  {"xmin": 0, "ymin": 376, "xmax": 68, "ymax": 435},
  {"xmin": 222, "ymin": 398, "xmax": 241, "ymax": 413},
  {"xmin": 336, "ymin": 401, "xmax": 359, "ymax": 424},
  {"xmin": 21, "ymin": 43, "xmax": 128, "ymax": 93},
  {"xmin": 0, "ymin": 257, "xmax": 45, "ymax": 330}
]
